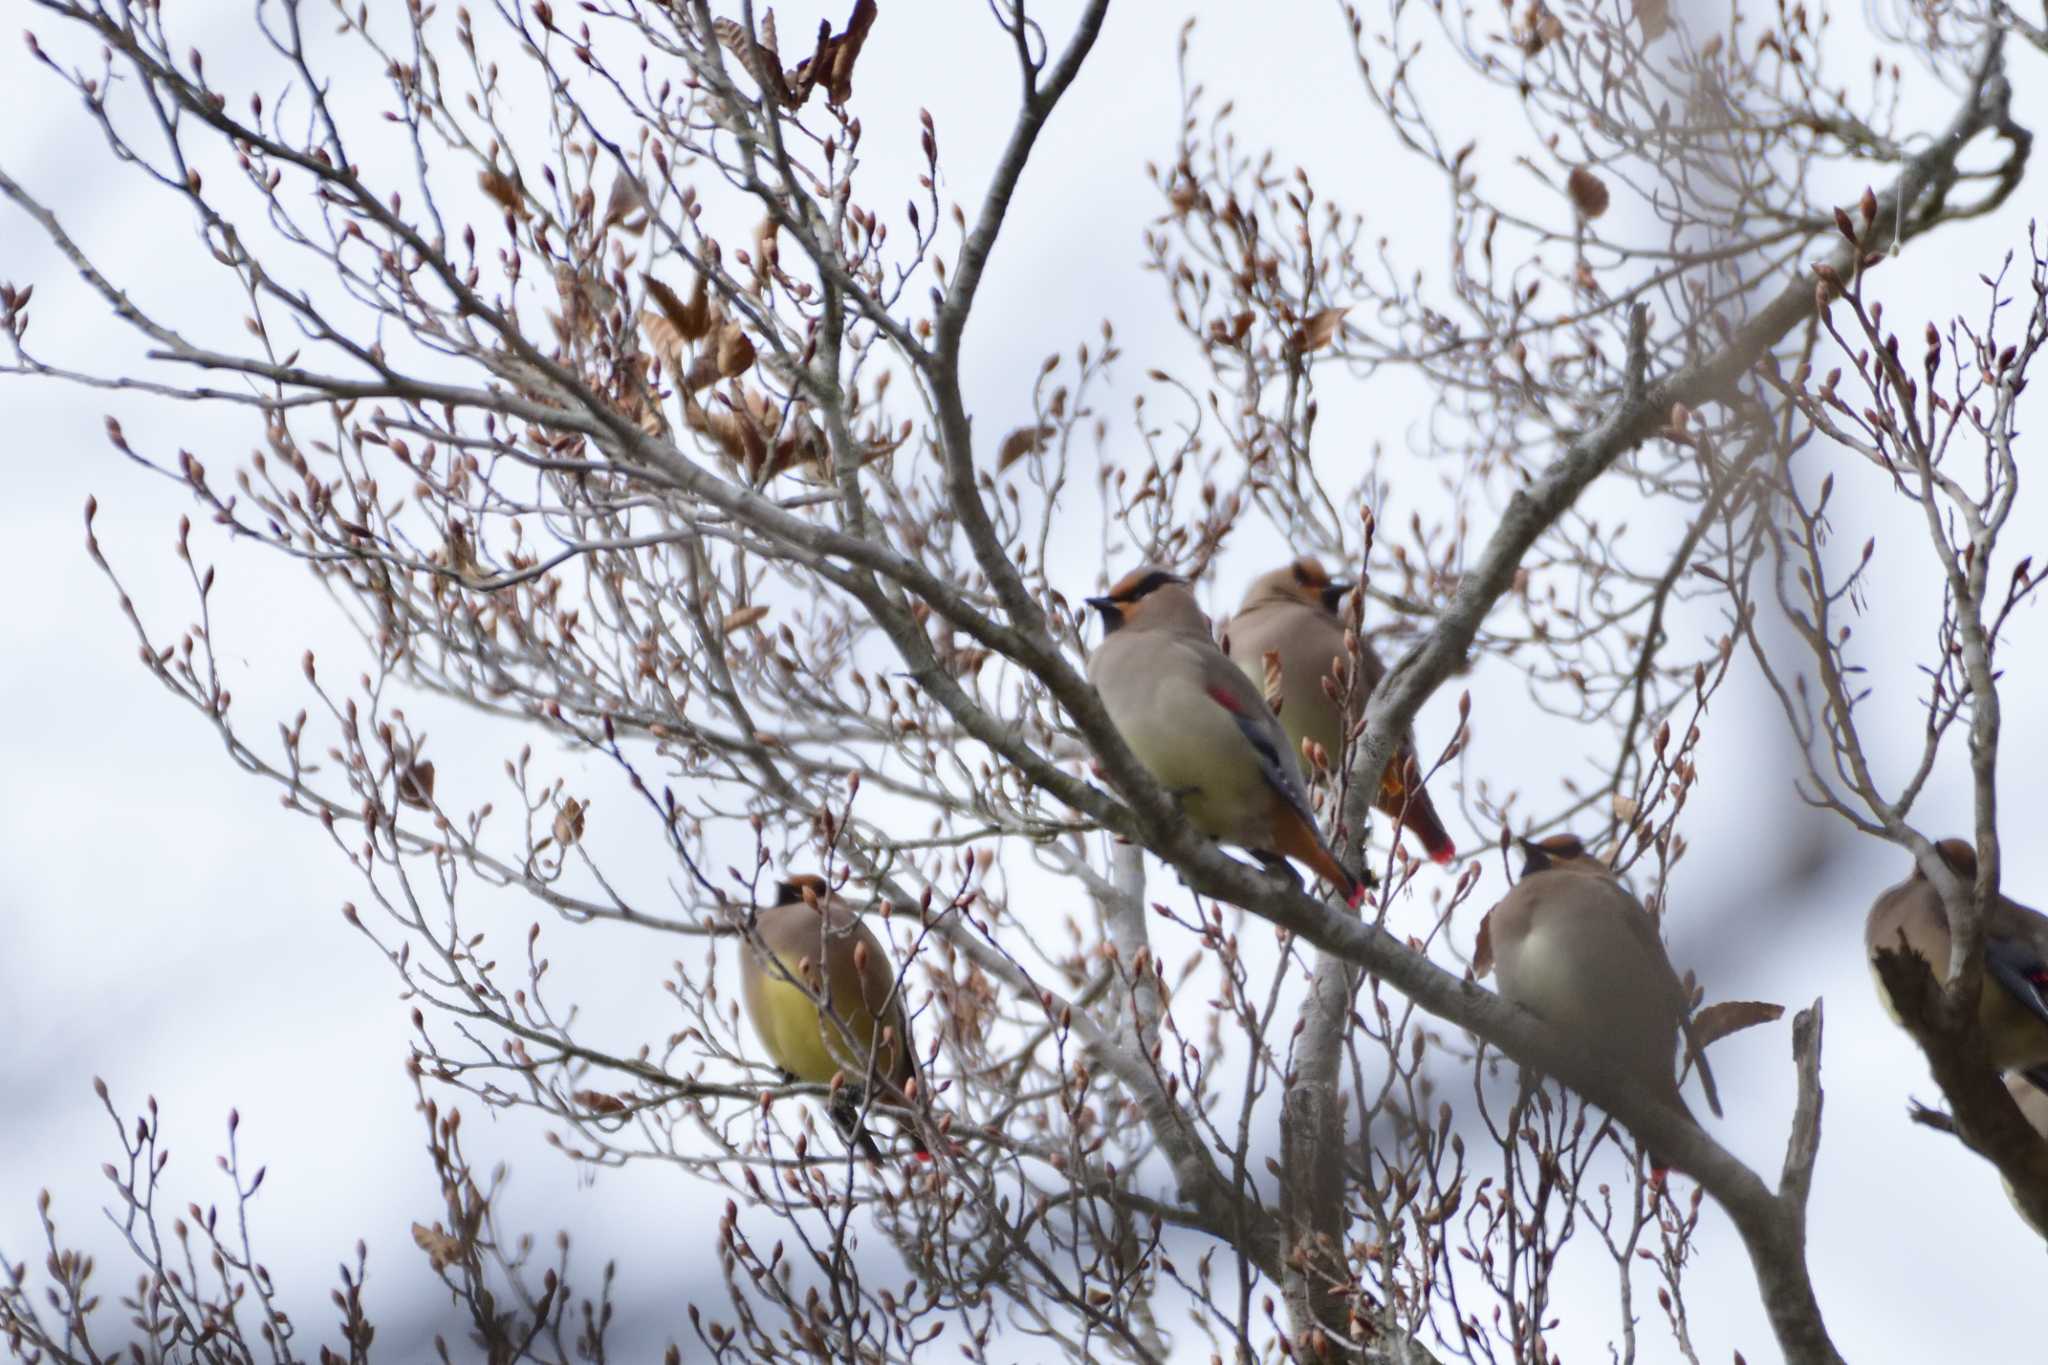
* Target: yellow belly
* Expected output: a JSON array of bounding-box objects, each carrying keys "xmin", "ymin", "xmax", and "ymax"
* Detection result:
[{"xmin": 748, "ymin": 966, "xmax": 856, "ymax": 1083}]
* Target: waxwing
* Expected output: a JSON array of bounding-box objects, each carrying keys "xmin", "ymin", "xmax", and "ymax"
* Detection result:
[
  {"xmin": 1224, "ymin": 558, "xmax": 1456, "ymax": 864},
  {"xmin": 1865, "ymin": 838, "xmax": 2048, "ymax": 1072},
  {"xmin": 1086, "ymin": 566, "xmax": 1364, "ymax": 907},
  {"xmin": 739, "ymin": 874, "xmax": 925, "ymax": 1158},
  {"xmin": 1476, "ymin": 833, "xmax": 1721, "ymax": 1167}
]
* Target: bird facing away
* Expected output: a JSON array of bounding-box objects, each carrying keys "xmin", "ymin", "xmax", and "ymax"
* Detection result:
[
  {"xmin": 1223, "ymin": 558, "xmax": 1456, "ymax": 865},
  {"xmin": 1085, "ymin": 565, "xmax": 1364, "ymax": 908},
  {"xmin": 1476, "ymin": 833, "xmax": 1721, "ymax": 1167},
  {"xmin": 1865, "ymin": 837, "xmax": 2048, "ymax": 1072},
  {"xmin": 739, "ymin": 874, "xmax": 925, "ymax": 1159}
]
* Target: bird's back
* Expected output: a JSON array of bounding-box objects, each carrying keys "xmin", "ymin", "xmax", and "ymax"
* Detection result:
[
  {"xmin": 1491, "ymin": 870, "xmax": 1686, "ymax": 1104},
  {"xmin": 1224, "ymin": 597, "xmax": 1352, "ymax": 758}
]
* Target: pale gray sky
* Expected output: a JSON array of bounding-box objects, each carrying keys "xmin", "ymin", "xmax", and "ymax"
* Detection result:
[{"xmin": 4, "ymin": 2, "xmax": 2045, "ymax": 1361}]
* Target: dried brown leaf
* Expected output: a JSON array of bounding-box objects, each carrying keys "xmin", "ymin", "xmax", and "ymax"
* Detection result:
[
  {"xmin": 646, "ymin": 274, "xmax": 712, "ymax": 343},
  {"xmin": 1635, "ymin": 0, "xmax": 1671, "ymax": 39},
  {"xmin": 478, "ymin": 168, "xmax": 525, "ymax": 217},
  {"xmin": 683, "ymin": 352, "xmax": 724, "ymax": 394},
  {"xmin": 822, "ymin": 0, "xmax": 877, "ymax": 106},
  {"xmin": 398, "ymin": 760, "xmax": 436, "ymax": 810},
  {"xmin": 1300, "ymin": 306, "xmax": 1349, "ymax": 352},
  {"xmin": 412, "ymin": 1222, "xmax": 464, "ymax": 1271},
  {"xmin": 722, "ymin": 604, "xmax": 770, "ymax": 635},
  {"xmin": 553, "ymin": 797, "xmax": 586, "ymax": 849},
  {"xmin": 715, "ymin": 323, "xmax": 756, "ymax": 379},
  {"xmin": 788, "ymin": 0, "xmax": 877, "ymax": 108},
  {"xmin": 601, "ymin": 171, "xmax": 649, "ymax": 234},
  {"xmin": 641, "ymin": 309, "xmax": 685, "ymax": 377},
  {"xmin": 713, "ymin": 16, "xmax": 795, "ymax": 105},
  {"xmin": 1691, "ymin": 1000, "xmax": 1785, "ymax": 1050},
  {"xmin": 573, "ymin": 1089, "xmax": 630, "ymax": 1115},
  {"xmin": 996, "ymin": 423, "xmax": 1055, "ymax": 472},
  {"xmin": 1567, "ymin": 166, "xmax": 1610, "ymax": 220},
  {"xmin": 1260, "ymin": 648, "xmax": 1285, "ymax": 714}
]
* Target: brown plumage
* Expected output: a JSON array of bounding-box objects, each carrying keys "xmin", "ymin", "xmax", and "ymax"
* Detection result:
[
  {"xmin": 1865, "ymin": 838, "xmax": 2048, "ymax": 1071},
  {"xmin": 1477, "ymin": 834, "xmax": 1720, "ymax": 1168},
  {"xmin": 1223, "ymin": 558, "xmax": 1456, "ymax": 864},
  {"xmin": 739, "ymin": 874, "xmax": 924, "ymax": 1158},
  {"xmin": 1085, "ymin": 565, "xmax": 1363, "ymax": 907}
]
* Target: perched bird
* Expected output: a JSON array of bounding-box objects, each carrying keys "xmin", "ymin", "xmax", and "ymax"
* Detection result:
[
  {"xmin": 739, "ymin": 874, "xmax": 925, "ymax": 1159},
  {"xmin": 1865, "ymin": 837, "xmax": 2048, "ymax": 1071},
  {"xmin": 1085, "ymin": 565, "xmax": 1364, "ymax": 907},
  {"xmin": 1223, "ymin": 558, "xmax": 1456, "ymax": 865},
  {"xmin": 1476, "ymin": 833, "xmax": 1721, "ymax": 1167}
]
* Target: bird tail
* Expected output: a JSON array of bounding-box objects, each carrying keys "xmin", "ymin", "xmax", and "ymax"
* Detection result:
[
  {"xmin": 828, "ymin": 1094, "xmax": 887, "ymax": 1161},
  {"xmin": 1678, "ymin": 1019, "xmax": 1725, "ymax": 1119},
  {"xmin": 1269, "ymin": 806, "xmax": 1367, "ymax": 909},
  {"xmin": 1377, "ymin": 755, "xmax": 1456, "ymax": 865}
]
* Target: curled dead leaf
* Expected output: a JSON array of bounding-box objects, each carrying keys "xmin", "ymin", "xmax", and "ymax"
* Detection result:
[
  {"xmin": 786, "ymin": 0, "xmax": 877, "ymax": 108},
  {"xmin": 715, "ymin": 323, "xmax": 756, "ymax": 379},
  {"xmin": 1300, "ymin": 306, "xmax": 1349, "ymax": 352},
  {"xmin": 722, "ymin": 604, "xmax": 770, "ymax": 635},
  {"xmin": 553, "ymin": 797, "xmax": 586, "ymax": 849},
  {"xmin": 478, "ymin": 167, "xmax": 525, "ymax": 218},
  {"xmin": 398, "ymin": 759, "xmax": 437, "ymax": 810},
  {"xmin": 641, "ymin": 310, "xmax": 685, "ymax": 379},
  {"xmin": 1260, "ymin": 648, "xmax": 1285, "ymax": 714},
  {"xmin": 996, "ymin": 423, "xmax": 1055, "ymax": 472},
  {"xmin": 646, "ymin": 274, "xmax": 711, "ymax": 343},
  {"xmin": 1612, "ymin": 794, "xmax": 1639, "ymax": 824},
  {"xmin": 713, "ymin": 16, "xmax": 795, "ymax": 106},
  {"xmin": 1567, "ymin": 166, "xmax": 1610, "ymax": 220},
  {"xmin": 1635, "ymin": 0, "xmax": 1671, "ymax": 40},
  {"xmin": 412, "ymin": 1222, "xmax": 464, "ymax": 1271},
  {"xmin": 573, "ymin": 1089, "xmax": 630, "ymax": 1115},
  {"xmin": 1691, "ymin": 1000, "xmax": 1785, "ymax": 1050},
  {"xmin": 683, "ymin": 351, "xmax": 724, "ymax": 394}
]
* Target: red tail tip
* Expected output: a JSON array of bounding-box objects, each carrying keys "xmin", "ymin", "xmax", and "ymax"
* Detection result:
[
  {"xmin": 1429, "ymin": 845, "xmax": 1455, "ymax": 866},
  {"xmin": 1346, "ymin": 879, "xmax": 1366, "ymax": 910}
]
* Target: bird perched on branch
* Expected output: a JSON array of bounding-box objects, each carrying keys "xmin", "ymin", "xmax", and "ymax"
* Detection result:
[
  {"xmin": 738, "ymin": 874, "xmax": 927, "ymax": 1159},
  {"xmin": 1477, "ymin": 833, "xmax": 1721, "ymax": 1170},
  {"xmin": 1223, "ymin": 558, "xmax": 1456, "ymax": 865},
  {"xmin": 1085, "ymin": 565, "xmax": 1365, "ymax": 907},
  {"xmin": 1865, "ymin": 837, "xmax": 2048, "ymax": 1072}
]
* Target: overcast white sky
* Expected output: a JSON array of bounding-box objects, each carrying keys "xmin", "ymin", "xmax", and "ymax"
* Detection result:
[{"xmin": 5, "ymin": 2, "xmax": 2047, "ymax": 1361}]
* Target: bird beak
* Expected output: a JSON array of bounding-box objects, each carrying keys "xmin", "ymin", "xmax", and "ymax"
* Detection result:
[
  {"xmin": 1327, "ymin": 580, "xmax": 1355, "ymax": 597},
  {"xmin": 1084, "ymin": 595, "xmax": 1115, "ymax": 614}
]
